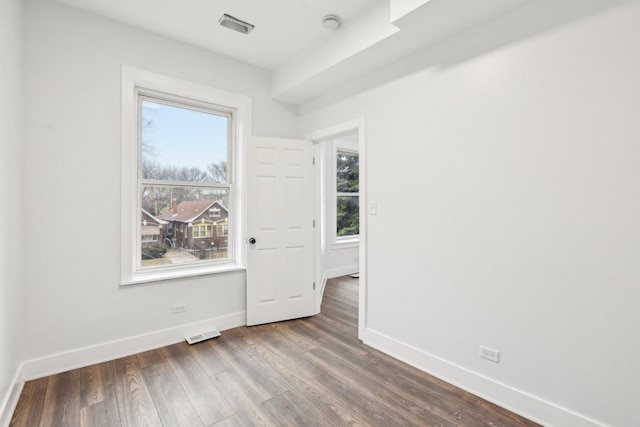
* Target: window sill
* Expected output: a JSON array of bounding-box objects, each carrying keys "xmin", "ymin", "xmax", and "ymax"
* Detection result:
[
  {"xmin": 121, "ymin": 262, "xmax": 245, "ymax": 286},
  {"xmin": 331, "ymin": 238, "xmax": 360, "ymax": 250}
]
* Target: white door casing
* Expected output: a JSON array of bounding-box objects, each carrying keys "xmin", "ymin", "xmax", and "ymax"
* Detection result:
[
  {"xmin": 246, "ymin": 136, "xmax": 316, "ymax": 326},
  {"xmin": 305, "ymin": 118, "xmax": 366, "ymax": 340}
]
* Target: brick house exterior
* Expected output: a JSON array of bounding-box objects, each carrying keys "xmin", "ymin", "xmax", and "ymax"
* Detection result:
[
  {"xmin": 141, "ymin": 209, "xmax": 168, "ymax": 248},
  {"xmin": 158, "ymin": 199, "xmax": 229, "ymax": 251}
]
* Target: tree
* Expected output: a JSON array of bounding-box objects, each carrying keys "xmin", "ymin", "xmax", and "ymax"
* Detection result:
[
  {"xmin": 336, "ymin": 153, "xmax": 359, "ymax": 236},
  {"xmin": 140, "ymin": 119, "xmax": 229, "ymax": 215},
  {"xmin": 207, "ymin": 161, "xmax": 227, "ymax": 183}
]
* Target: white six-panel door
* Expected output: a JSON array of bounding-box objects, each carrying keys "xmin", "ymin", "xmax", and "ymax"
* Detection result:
[{"xmin": 246, "ymin": 137, "xmax": 315, "ymax": 326}]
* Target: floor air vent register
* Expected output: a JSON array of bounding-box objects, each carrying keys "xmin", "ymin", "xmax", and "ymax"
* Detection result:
[{"xmin": 185, "ymin": 329, "xmax": 221, "ymax": 345}]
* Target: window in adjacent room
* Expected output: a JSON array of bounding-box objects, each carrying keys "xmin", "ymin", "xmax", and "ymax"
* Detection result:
[{"xmin": 336, "ymin": 150, "xmax": 359, "ymax": 238}]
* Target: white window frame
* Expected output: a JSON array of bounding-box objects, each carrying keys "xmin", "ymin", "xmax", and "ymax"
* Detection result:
[
  {"xmin": 121, "ymin": 66, "xmax": 251, "ymax": 285},
  {"xmin": 334, "ymin": 141, "xmax": 360, "ymax": 247}
]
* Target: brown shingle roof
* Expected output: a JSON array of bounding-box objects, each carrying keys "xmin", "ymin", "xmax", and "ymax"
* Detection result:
[{"xmin": 158, "ymin": 200, "xmax": 227, "ymax": 223}]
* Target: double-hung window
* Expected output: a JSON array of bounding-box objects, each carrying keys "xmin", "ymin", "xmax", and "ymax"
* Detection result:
[
  {"xmin": 121, "ymin": 67, "xmax": 250, "ymax": 285},
  {"xmin": 217, "ymin": 223, "xmax": 229, "ymax": 236},
  {"xmin": 336, "ymin": 150, "xmax": 359, "ymax": 239},
  {"xmin": 138, "ymin": 92, "xmax": 231, "ymax": 264},
  {"xmin": 193, "ymin": 223, "xmax": 213, "ymax": 238}
]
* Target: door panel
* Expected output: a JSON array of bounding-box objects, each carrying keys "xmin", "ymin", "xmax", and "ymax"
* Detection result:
[{"xmin": 246, "ymin": 136, "xmax": 315, "ymax": 326}]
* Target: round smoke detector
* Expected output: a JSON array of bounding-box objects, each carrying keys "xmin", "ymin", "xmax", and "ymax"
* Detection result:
[{"xmin": 322, "ymin": 15, "xmax": 341, "ymax": 29}]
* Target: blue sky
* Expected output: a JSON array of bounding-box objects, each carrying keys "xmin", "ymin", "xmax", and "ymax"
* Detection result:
[{"xmin": 142, "ymin": 100, "xmax": 228, "ymax": 172}]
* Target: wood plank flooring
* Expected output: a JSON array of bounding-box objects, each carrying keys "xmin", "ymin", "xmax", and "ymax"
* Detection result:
[{"xmin": 10, "ymin": 276, "xmax": 540, "ymax": 426}]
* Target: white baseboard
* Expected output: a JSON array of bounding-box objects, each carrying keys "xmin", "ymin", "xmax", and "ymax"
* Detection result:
[
  {"xmin": 362, "ymin": 328, "xmax": 605, "ymax": 427},
  {"xmin": 0, "ymin": 364, "xmax": 24, "ymax": 427},
  {"xmin": 22, "ymin": 311, "xmax": 246, "ymax": 381},
  {"xmin": 324, "ymin": 265, "xmax": 359, "ymax": 280}
]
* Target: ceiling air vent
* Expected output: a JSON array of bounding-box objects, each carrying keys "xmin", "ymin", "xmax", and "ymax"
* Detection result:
[{"xmin": 219, "ymin": 14, "xmax": 255, "ymax": 35}]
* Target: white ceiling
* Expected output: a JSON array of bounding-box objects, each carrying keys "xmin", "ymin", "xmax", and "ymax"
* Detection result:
[
  {"xmin": 51, "ymin": 0, "xmax": 386, "ymax": 70},
  {"xmin": 49, "ymin": 0, "xmax": 620, "ymax": 105}
]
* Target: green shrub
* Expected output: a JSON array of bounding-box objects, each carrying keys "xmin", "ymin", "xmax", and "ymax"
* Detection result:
[{"xmin": 142, "ymin": 245, "xmax": 167, "ymax": 259}]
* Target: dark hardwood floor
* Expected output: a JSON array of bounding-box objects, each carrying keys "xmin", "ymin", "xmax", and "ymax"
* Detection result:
[{"xmin": 10, "ymin": 276, "xmax": 540, "ymax": 426}]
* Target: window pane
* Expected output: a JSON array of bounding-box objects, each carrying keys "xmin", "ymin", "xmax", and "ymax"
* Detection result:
[
  {"xmin": 141, "ymin": 100, "xmax": 228, "ymax": 183},
  {"xmin": 140, "ymin": 185, "xmax": 230, "ymax": 266},
  {"xmin": 337, "ymin": 196, "xmax": 359, "ymax": 236},
  {"xmin": 337, "ymin": 152, "xmax": 359, "ymax": 193}
]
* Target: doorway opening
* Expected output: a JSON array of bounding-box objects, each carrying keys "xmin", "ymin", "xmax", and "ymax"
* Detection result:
[
  {"xmin": 306, "ymin": 119, "xmax": 366, "ymax": 340},
  {"xmin": 320, "ymin": 275, "xmax": 360, "ymax": 338}
]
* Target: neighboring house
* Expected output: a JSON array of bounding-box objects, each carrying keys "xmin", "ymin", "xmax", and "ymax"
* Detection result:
[
  {"xmin": 140, "ymin": 209, "xmax": 168, "ymax": 248},
  {"xmin": 158, "ymin": 199, "xmax": 229, "ymax": 251}
]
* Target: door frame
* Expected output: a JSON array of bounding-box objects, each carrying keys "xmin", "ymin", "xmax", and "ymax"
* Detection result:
[{"xmin": 305, "ymin": 118, "xmax": 367, "ymax": 340}]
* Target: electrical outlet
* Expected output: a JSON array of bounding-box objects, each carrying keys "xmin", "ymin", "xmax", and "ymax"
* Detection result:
[
  {"xmin": 479, "ymin": 346, "xmax": 500, "ymax": 363},
  {"xmin": 172, "ymin": 303, "xmax": 187, "ymax": 314}
]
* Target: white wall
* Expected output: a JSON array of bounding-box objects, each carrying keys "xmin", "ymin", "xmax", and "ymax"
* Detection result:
[
  {"xmin": 319, "ymin": 135, "xmax": 359, "ymax": 280},
  {"xmin": 0, "ymin": 0, "xmax": 24, "ymax": 421},
  {"xmin": 22, "ymin": 0, "xmax": 298, "ymax": 372},
  {"xmin": 300, "ymin": 2, "xmax": 640, "ymax": 426}
]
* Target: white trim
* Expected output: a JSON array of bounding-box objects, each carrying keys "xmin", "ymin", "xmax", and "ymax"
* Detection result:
[
  {"xmin": 334, "ymin": 139, "xmax": 359, "ymax": 244},
  {"xmin": 357, "ymin": 119, "xmax": 367, "ymax": 342},
  {"xmin": 331, "ymin": 239, "xmax": 359, "ymax": 250},
  {"xmin": 21, "ymin": 311, "xmax": 246, "ymax": 381},
  {"xmin": 120, "ymin": 264, "xmax": 245, "ymax": 286},
  {"xmin": 312, "ymin": 141, "xmax": 324, "ymax": 315},
  {"xmin": 141, "ymin": 208, "xmax": 168, "ymax": 225},
  {"xmin": 0, "ymin": 364, "xmax": 24, "ymax": 427},
  {"xmin": 324, "ymin": 265, "xmax": 359, "ymax": 281},
  {"xmin": 305, "ymin": 117, "xmax": 367, "ymax": 340},
  {"xmin": 121, "ymin": 66, "xmax": 251, "ymax": 286},
  {"xmin": 362, "ymin": 328, "xmax": 606, "ymax": 427}
]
